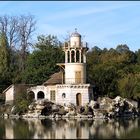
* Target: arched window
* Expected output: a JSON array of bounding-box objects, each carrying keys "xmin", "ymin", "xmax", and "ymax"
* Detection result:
[
  {"xmin": 81, "ymin": 51, "xmax": 83, "ymax": 63},
  {"xmin": 71, "ymin": 50, "xmax": 75, "ymax": 62},
  {"xmin": 37, "ymin": 91, "xmax": 45, "ymax": 99},
  {"xmin": 76, "ymin": 50, "xmax": 80, "ymax": 62},
  {"xmin": 67, "ymin": 51, "xmax": 70, "ymax": 63},
  {"xmin": 28, "ymin": 91, "xmax": 35, "ymax": 102},
  {"xmin": 62, "ymin": 93, "xmax": 66, "ymax": 98}
]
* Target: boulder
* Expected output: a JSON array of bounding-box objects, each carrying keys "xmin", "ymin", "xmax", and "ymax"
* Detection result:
[
  {"xmin": 94, "ymin": 109, "xmax": 108, "ymax": 119},
  {"xmin": 114, "ymin": 96, "xmax": 123, "ymax": 104},
  {"xmin": 28, "ymin": 104, "xmax": 34, "ymax": 110},
  {"xmin": 35, "ymin": 104, "xmax": 44, "ymax": 110}
]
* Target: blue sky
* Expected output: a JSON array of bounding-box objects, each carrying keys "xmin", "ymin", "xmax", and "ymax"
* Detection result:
[{"xmin": 0, "ymin": 1, "xmax": 140, "ymax": 51}]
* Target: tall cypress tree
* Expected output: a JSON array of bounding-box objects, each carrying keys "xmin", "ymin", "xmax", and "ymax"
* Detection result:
[{"xmin": 0, "ymin": 32, "xmax": 11, "ymax": 92}]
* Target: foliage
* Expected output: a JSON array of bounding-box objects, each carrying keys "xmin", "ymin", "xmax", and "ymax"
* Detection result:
[
  {"xmin": 14, "ymin": 91, "xmax": 30, "ymax": 115},
  {"xmin": 87, "ymin": 44, "xmax": 140, "ymax": 100},
  {"xmin": 0, "ymin": 15, "xmax": 140, "ymax": 104},
  {"xmin": 0, "ymin": 32, "xmax": 12, "ymax": 92},
  {"xmin": 22, "ymin": 35, "xmax": 64, "ymax": 84}
]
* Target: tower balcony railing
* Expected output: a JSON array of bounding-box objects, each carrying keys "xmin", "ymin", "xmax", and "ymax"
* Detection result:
[
  {"xmin": 62, "ymin": 78, "xmax": 86, "ymax": 84},
  {"xmin": 63, "ymin": 42, "xmax": 88, "ymax": 49}
]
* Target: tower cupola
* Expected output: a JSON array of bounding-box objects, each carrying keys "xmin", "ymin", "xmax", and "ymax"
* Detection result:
[{"xmin": 70, "ymin": 28, "xmax": 81, "ymax": 47}]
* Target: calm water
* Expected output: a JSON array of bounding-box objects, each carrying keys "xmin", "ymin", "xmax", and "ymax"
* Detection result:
[{"xmin": 0, "ymin": 117, "xmax": 140, "ymax": 139}]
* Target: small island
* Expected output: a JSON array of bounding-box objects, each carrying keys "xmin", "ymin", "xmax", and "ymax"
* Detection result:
[{"xmin": 0, "ymin": 28, "xmax": 140, "ymax": 120}]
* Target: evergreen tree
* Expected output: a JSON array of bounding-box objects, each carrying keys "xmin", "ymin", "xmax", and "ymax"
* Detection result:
[
  {"xmin": 22, "ymin": 35, "xmax": 64, "ymax": 84},
  {"xmin": 0, "ymin": 32, "xmax": 11, "ymax": 92}
]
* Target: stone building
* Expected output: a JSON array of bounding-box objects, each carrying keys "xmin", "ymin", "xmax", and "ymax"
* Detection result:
[
  {"xmin": 28, "ymin": 29, "xmax": 93, "ymax": 106},
  {"xmin": 4, "ymin": 29, "xmax": 93, "ymax": 106},
  {"xmin": 3, "ymin": 84, "xmax": 33, "ymax": 105}
]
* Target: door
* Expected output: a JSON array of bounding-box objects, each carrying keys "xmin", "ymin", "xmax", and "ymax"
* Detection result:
[{"xmin": 76, "ymin": 93, "xmax": 82, "ymax": 106}]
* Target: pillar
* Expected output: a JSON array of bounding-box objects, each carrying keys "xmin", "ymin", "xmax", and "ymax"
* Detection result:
[
  {"xmin": 65, "ymin": 51, "xmax": 68, "ymax": 63},
  {"xmin": 79, "ymin": 50, "xmax": 81, "ymax": 63},
  {"xmin": 75, "ymin": 50, "xmax": 76, "ymax": 62},
  {"xmin": 70, "ymin": 50, "xmax": 71, "ymax": 63},
  {"xmin": 35, "ymin": 92, "xmax": 37, "ymax": 100}
]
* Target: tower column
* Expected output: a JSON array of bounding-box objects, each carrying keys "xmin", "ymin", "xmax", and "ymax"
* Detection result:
[
  {"xmin": 75, "ymin": 50, "xmax": 76, "ymax": 62},
  {"xmin": 83, "ymin": 51, "xmax": 86, "ymax": 63},
  {"xmin": 79, "ymin": 50, "xmax": 81, "ymax": 63},
  {"xmin": 65, "ymin": 51, "xmax": 68, "ymax": 63},
  {"xmin": 35, "ymin": 92, "xmax": 37, "ymax": 100},
  {"xmin": 70, "ymin": 50, "xmax": 72, "ymax": 63}
]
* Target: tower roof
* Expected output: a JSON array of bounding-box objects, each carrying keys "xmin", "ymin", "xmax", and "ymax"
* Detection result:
[{"xmin": 71, "ymin": 28, "xmax": 81, "ymax": 37}]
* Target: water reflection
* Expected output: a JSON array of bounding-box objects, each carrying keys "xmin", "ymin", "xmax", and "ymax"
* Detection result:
[{"xmin": 1, "ymin": 117, "xmax": 140, "ymax": 139}]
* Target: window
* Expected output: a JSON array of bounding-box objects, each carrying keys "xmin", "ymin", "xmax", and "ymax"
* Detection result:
[
  {"xmin": 62, "ymin": 93, "xmax": 66, "ymax": 98},
  {"xmin": 76, "ymin": 50, "xmax": 80, "ymax": 62},
  {"xmin": 75, "ymin": 71, "xmax": 81, "ymax": 84},
  {"xmin": 37, "ymin": 91, "xmax": 44, "ymax": 99},
  {"xmin": 71, "ymin": 50, "xmax": 75, "ymax": 62},
  {"xmin": 50, "ymin": 90, "xmax": 55, "ymax": 101}
]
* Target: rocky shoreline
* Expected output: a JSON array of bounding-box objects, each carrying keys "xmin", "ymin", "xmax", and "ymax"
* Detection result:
[{"xmin": 2, "ymin": 96, "xmax": 140, "ymax": 120}]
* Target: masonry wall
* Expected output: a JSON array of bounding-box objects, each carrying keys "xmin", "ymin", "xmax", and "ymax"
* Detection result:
[
  {"xmin": 5, "ymin": 85, "xmax": 14, "ymax": 104},
  {"xmin": 56, "ymin": 84, "xmax": 92, "ymax": 106}
]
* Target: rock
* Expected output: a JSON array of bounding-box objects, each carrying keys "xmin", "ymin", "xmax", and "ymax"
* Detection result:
[
  {"xmin": 28, "ymin": 110, "xmax": 34, "ymax": 113},
  {"xmin": 64, "ymin": 106, "xmax": 69, "ymax": 112},
  {"xmin": 35, "ymin": 104, "xmax": 44, "ymax": 110},
  {"xmin": 41, "ymin": 106, "xmax": 52, "ymax": 116},
  {"xmin": 94, "ymin": 109, "xmax": 108, "ymax": 119},
  {"xmin": 57, "ymin": 109, "xmax": 67, "ymax": 115},
  {"xmin": 114, "ymin": 96, "xmax": 123, "ymax": 104},
  {"xmin": 28, "ymin": 104, "xmax": 34, "ymax": 110},
  {"xmin": 4, "ymin": 113, "xmax": 9, "ymax": 118},
  {"xmin": 55, "ymin": 114, "xmax": 62, "ymax": 118},
  {"xmin": 78, "ymin": 106, "xmax": 85, "ymax": 114},
  {"xmin": 11, "ymin": 106, "xmax": 16, "ymax": 114},
  {"xmin": 89, "ymin": 100, "xmax": 95, "ymax": 107},
  {"xmin": 93, "ymin": 103, "xmax": 100, "ymax": 109},
  {"xmin": 125, "ymin": 99, "xmax": 138, "ymax": 109},
  {"xmin": 52, "ymin": 104, "xmax": 59, "ymax": 111},
  {"xmin": 21, "ymin": 95, "xmax": 140, "ymax": 119}
]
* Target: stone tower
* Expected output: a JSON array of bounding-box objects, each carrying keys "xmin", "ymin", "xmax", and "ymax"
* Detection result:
[
  {"xmin": 63, "ymin": 29, "xmax": 88, "ymax": 84},
  {"xmin": 27, "ymin": 29, "xmax": 93, "ymax": 107}
]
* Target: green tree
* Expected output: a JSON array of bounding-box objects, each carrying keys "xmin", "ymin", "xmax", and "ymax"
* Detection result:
[
  {"xmin": 0, "ymin": 32, "xmax": 11, "ymax": 92},
  {"xmin": 14, "ymin": 91, "xmax": 30, "ymax": 115},
  {"xmin": 22, "ymin": 35, "xmax": 64, "ymax": 84},
  {"xmin": 89, "ymin": 64, "xmax": 119, "ymax": 98},
  {"xmin": 0, "ymin": 32, "xmax": 10, "ymax": 73},
  {"xmin": 116, "ymin": 44, "xmax": 130, "ymax": 53}
]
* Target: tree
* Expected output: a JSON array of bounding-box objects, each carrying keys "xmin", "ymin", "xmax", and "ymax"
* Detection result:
[
  {"xmin": 18, "ymin": 15, "xmax": 36, "ymax": 71},
  {"xmin": 116, "ymin": 44, "xmax": 130, "ymax": 53},
  {"xmin": 0, "ymin": 32, "xmax": 11, "ymax": 92},
  {"xmin": 0, "ymin": 14, "xmax": 36, "ymax": 84},
  {"xmin": 22, "ymin": 35, "xmax": 64, "ymax": 84},
  {"xmin": 0, "ymin": 14, "xmax": 36, "ymax": 68},
  {"xmin": 88, "ymin": 64, "xmax": 119, "ymax": 97},
  {"xmin": 0, "ymin": 15, "xmax": 19, "ymax": 50},
  {"xmin": 14, "ymin": 91, "xmax": 30, "ymax": 115},
  {"xmin": 0, "ymin": 32, "xmax": 9, "ymax": 73},
  {"xmin": 118, "ymin": 74, "xmax": 138, "ymax": 99}
]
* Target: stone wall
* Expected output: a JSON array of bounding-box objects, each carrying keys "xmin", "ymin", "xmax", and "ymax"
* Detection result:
[{"xmin": 5, "ymin": 85, "xmax": 14, "ymax": 105}]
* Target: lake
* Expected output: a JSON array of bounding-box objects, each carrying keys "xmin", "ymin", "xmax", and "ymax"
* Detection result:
[{"xmin": 0, "ymin": 117, "xmax": 140, "ymax": 139}]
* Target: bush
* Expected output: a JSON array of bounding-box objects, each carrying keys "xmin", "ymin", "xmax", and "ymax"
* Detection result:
[{"xmin": 14, "ymin": 91, "xmax": 31, "ymax": 115}]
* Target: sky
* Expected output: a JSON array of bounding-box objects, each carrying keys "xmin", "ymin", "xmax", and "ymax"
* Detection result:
[{"xmin": 0, "ymin": 1, "xmax": 140, "ymax": 51}]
